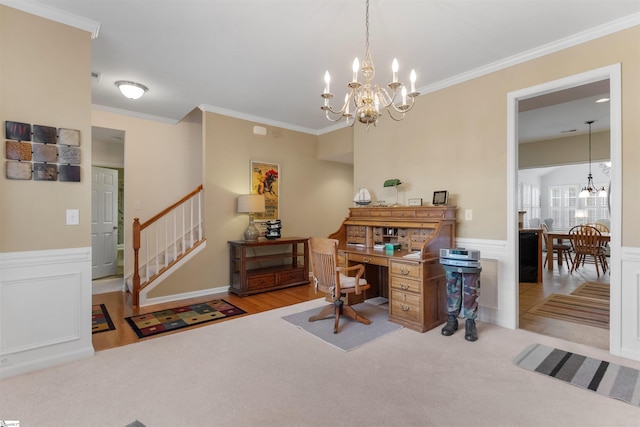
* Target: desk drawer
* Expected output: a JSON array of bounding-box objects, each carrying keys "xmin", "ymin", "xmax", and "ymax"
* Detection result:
[
  {"xmin": 390, "ymin": 275, "xmax": 421, "ymax": 294},
  {"xmin": 390, "ymin": 260, "xmax": 422, "ymax": 279},
  {"xmin": 349, "ymin": 253, "xmax": 388, "ymax": 267},
  {"xmin": 390, "ymin": 290, "xmax": 421, "ymax": 323},
  {"xmin": 247, "ymin": 273, "xmax": 276, "ymax": 290},
  {"xmin": 278, "ymin": 268, "xmax": 306, "ymax": 285}
]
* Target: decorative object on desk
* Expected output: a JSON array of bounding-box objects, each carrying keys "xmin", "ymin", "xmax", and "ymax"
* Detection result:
[
  {"xmin": 353, "ymin": 187, "xmax": 371, "ymax": 206},
  {"xmin": 578, "ymin": 120, "xmax": 607, "ymax": 198},
  {"xmin": 283, "ymin": 302, "xmax": 401, "ymax": 351},
  {"xmin": 251, "ymin": 160, "xmax": 279, "ymax": 220},
  {"xmin": 265, "ymin": 219, "xmax": 282, "ymax": 239},
  {"xmin": 408, "ymin": 198, "xmax": 422, "ymax": 206},
  {"xmin": 320, "ymin": 0, "xmax": 420, "ymax": 130},
  {"xmin": 383, "ymin": 179, "xmax": 402, "ymax": 206},
  {"xmin": 432, "ymin": 190, "xmax": 448, "ymax": 206},
  {"xmin": 125, "ymin": 299, "xmax": 245, "ymax": 338},
  {"xmin": 514, "ymin": 343, "xmax": 640, "ymax": 408},
  {"xmin": 237, "ymin": 193, "xmax": 265, "ymax": 241}
]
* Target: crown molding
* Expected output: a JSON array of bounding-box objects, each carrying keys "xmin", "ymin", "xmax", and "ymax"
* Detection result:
[
  {"xmin": 418, "ymin": 13, "xmax": 640, "ymax": 97},
  {"xmin": 0, "ymin": 0, "xmax": 100, "ymax": 39},
  {"xmin": 198, "ymin": 104, "xmax": 319, "ymax": 136}
]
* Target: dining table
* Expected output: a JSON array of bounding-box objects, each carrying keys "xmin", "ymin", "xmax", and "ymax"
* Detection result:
[{"xmin": 546, "ymin": 230, "xmax": 610, "ymax": 271}]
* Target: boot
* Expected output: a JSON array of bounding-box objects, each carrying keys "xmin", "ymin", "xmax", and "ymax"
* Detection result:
[
  {"xmin": 465, "ymin": 319, "xmax": 478, "ymax": 342},
  {"xmin": 441, "ymin": 314, "xmax": 458, "ymax": 336}
]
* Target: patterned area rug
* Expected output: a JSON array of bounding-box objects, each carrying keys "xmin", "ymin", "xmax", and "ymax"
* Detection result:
[
  {"xmin": 92, "ymin": 304, "xmax": 116, "ymax": 334},
  {"xmin": 526, "ymin": 289, "xmax": 609, "ymax": 330},
  {"xmin": 514, "ymin": 343, "xmax": 640, "ymax": 407},
  {"xmin": 125, "ymin": 299, "xmax": 245, "ymax": 338},
  {"xmin": 571, "ymin": 281, "xmax": 610, "ymax": 300}
]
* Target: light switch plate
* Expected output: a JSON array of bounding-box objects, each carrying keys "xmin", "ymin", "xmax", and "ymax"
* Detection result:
[{"xmin": 66, "ymin": 209, "xmax": 79, "ymax": 225}]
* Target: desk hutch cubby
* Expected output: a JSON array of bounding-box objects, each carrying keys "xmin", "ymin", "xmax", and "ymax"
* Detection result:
[
  {"xmin": 328, "ymin": 206, "xmax": 456, "ymax": 332},
  {"xmin": 228, "ymin": 237, "xmax": 309, "ymax": 297}
]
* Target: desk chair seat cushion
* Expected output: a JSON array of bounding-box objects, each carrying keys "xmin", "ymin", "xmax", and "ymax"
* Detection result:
[{"xmin": 339, "ymin": 273, "xmax": 367, "ymax": 290}]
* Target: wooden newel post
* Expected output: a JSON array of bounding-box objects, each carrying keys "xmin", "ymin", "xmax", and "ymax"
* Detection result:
[{"xmin": 133, "ymin": 218, "xmax": 141, "ymax": 306}]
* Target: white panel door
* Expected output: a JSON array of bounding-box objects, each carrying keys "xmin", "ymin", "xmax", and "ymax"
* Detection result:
[{"xmin": 92, "ymin": 167, "xmax": 118, "ymax": 279}]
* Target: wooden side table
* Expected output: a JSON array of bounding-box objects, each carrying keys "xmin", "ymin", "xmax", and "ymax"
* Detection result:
[{"xmin": 228, "ymin": 237, "xmax": 309, "ymax": 296}]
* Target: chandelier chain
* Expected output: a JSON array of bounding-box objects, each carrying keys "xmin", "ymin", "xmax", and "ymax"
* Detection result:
[{"xmin": 365, "ymin": 0, "xmax": 370, "ymax": 54}]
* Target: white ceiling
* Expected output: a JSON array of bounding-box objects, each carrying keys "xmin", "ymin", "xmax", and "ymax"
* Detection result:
[{"xmin": 9, "ymin": 0, "xmax": 640, "ymax": 138}]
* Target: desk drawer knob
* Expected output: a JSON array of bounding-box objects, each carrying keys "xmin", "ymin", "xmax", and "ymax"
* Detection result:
[
  {"xmin": 363, "ymin": 257, "xmax": 371, "ymax": 263},
  {"xmin": 400, "ymin": 283, "xmax": 410, "ymax": 290},
  {"xmin": 400, "ymin": 304, "xmax": 411, "ymax": 311},
  {"xmin": 400, "ymin": 267, "xmax": 409, "ymax": 275}
]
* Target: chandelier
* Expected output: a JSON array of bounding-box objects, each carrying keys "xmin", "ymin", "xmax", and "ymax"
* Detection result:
[
  {"xmin": 578, "ymin": 120, "xmax": 607, "ymax": 198},
  {"xmin": 321, "ymin": 0, "xmax": 419, "ymax": 129}
]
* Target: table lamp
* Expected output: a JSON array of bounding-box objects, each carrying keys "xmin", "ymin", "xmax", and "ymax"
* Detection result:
[{"xmin": 237, "ymin": 194, "xmax": 265, "ymax": 241}]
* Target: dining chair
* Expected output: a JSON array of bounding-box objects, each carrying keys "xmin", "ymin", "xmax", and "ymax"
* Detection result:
[
  {"xmin": 307, "ymin": 237, "xmax": 371, "ymax": 334},
  {"xmin": 541, "ymin": 222, "xmax": 572, "ymax": 268},
  {"xmin": 569, "ymin": 225, "xmax": 608, "ymax": 277}
]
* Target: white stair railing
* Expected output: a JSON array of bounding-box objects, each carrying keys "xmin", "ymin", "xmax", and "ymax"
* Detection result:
[{"xmin": 132, "ymin": 185, "xmax": 205, "ymax": 306}]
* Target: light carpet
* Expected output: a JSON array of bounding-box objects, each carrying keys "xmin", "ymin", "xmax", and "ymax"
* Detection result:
[
  {"xmin": 281, "ymin": 302, "xmax": 402, "ymax": 351},
  {"xmin": 3, "ymin": 298, "xmax": 640, "ymax": 427},
  {"xmin": 514, "ymin": 343, "xmax": 640, "ymax": 407}
]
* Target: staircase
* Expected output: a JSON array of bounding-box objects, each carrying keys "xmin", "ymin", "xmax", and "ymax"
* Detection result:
[{"xmin": 130, "ymin": 185, "xmax": 206, "ymax": 306}]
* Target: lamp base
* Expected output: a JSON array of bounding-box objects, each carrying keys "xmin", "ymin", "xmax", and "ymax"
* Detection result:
[{"xmin": 243, "ymin": 214, "xmax": 261, "ymax": 241}]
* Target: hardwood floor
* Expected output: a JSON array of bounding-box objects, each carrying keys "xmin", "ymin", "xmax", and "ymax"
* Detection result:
[
  {"xmin": 93, "ymin": 260, "xmax": 610, "ymax": 352},
  {"xmin": 92, "ymin": 284, "xmax": 324, "ymax": 351},
  {"xmin": 519, "ymin": 261, "xmax": 610, "ymax": 350}
]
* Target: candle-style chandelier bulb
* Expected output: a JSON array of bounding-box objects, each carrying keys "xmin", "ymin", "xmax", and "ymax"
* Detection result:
[{"xmin": 320, "ymin": 0, "xmax": 420, "ymax": 130}]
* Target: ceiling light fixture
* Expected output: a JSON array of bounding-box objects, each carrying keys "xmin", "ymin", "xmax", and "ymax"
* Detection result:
[
  {"xmin": 579, "ymin": 120, "xmax": 607, "ymax": 198},
  {"xmin": 115, "ymin": 80, "xmax": 148, "ymax": 100},
  {"xmin": 321, "ymin": 0, "xmax": 419, "ymax": 129}
]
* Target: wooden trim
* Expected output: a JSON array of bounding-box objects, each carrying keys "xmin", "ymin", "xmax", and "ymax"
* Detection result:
[{"xmin": 139, "ymin": 185, "xmax": 203, "ymax": 230}]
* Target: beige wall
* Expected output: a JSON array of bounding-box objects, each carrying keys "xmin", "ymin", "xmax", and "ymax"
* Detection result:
[
  {"xmin": 317, "ymin": 126, "xmax": 354, "ymax": 164},
  {"xmin": 353, "ymin": 26, "xmax": 639, "ymax": 245},
  {"xmin": 91, "ymin": 108, "xmax": 203, "ymax": 279},
  {"xmin": 519, "ymin": 131, "xmax": 610, "ymax": 169},
  {"xmin": 0, "ymin": 6, "xmax": 92, "ymax": 253},
  {"xmin": 147, "ymin": 112, "xmax": 354, "ymax": 297}
]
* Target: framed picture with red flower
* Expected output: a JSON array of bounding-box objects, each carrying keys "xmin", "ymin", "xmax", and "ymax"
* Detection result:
[{"xmin": 250, "ymin": 160, "xmax": 279, "ymax": 220}]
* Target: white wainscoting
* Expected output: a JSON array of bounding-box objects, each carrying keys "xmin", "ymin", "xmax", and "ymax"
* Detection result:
[
  {"xmin": 0, "ymin": 247, "xmax": 94, "ymax": 379},
  {"xmin": 455, "ymin": 238, "xmax": 512, "ymax": 328},
  {"xmin": 619, "ymin": 246, "xmax": 640, "ymax": 360}
]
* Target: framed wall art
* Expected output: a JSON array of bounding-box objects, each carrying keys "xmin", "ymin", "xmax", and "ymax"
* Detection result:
[
  {"xmin": 250, "ymin": 160, "xmax": 279, "ymax": 221},
  {"xmin": 432, "ymin": 190, "xmax": 449, "ymax": 206}
]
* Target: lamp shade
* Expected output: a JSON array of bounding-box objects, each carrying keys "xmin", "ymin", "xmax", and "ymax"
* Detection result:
[{"xmin": 237, "ymin": 194, "xmax": 265, "ymax": 213}]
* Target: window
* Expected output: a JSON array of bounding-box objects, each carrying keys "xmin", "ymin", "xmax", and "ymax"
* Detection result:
[
  {"xmin": 549, "ymin": 184, "xmax": 608, "ymax": 230},
  {"xmin": 519, "ymin": 183, "xmax": 540, "ymax": 227}
]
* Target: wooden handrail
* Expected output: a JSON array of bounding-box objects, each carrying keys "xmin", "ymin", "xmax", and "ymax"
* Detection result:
[{"xmin": 138, "ymin": 185, "xmax": 203, "ymax": 231}]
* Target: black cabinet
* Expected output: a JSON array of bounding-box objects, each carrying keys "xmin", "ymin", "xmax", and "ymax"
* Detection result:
[{"xmin": 519, "ymin": 229, "xmax": 542, "ymax": 283}]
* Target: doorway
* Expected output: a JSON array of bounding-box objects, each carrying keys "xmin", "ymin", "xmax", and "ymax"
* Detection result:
[
  {"xmin": 507, "ymin": 64, "xmax": 622, "ymax": 352},
  {"xmin": 91, "ymin": 126, "xmax": 126, "ymax": 294}
]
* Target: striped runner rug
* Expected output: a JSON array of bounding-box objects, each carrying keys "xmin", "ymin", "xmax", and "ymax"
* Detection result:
[
  {"xmin": 526, "ymin": 294, "xmax": 609, "ymax": 329},
  {"xmin": 514, "ymin": 343, "xmax": 640, "ymax": 407},
  {"xmin": 571, "ymin": 281, "xmax": 610, "ymax": 300}
]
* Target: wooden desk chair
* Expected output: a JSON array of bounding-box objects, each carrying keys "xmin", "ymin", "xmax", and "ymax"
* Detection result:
[
  {"xmin": 308, "ymin": 237, "xmax": 371, "ymax": 334},
  {"xmin": 541, "ymin": 223, "xmax": 572, "ymax": 268},
  {"xmin": 569, "ymin": 225, "xmax": 608, "ymax": 277}
]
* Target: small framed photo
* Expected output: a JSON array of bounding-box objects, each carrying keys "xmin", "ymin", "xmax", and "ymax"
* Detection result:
[
  {"xmin": 408, "ymin": 198, "xmax": 422, "ymax": 206},
  {"xmin": 432, "ymin": 191, "xmax": 448, "ymax": 206}
]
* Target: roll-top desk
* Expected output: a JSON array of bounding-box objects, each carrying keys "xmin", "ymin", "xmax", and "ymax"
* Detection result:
[{"xmin": 328, "ymin": 206, "xmax": 456, "ymax": 332}]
